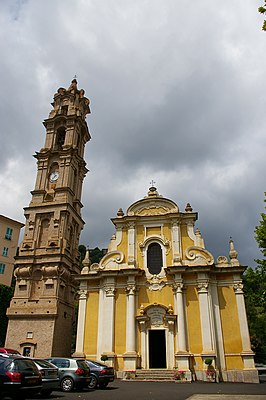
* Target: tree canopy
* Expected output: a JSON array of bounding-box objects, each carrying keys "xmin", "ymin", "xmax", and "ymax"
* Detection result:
[
  {"xmin": 243, "ymin": 193, "xmax": 266, "ymax": 363},
  {"xmin": 258, "ymin": 3, "xmax": 266, "ymax": 31}
]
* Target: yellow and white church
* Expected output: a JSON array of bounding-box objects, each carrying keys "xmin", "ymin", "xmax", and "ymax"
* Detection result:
[{"xmin": 74, "ymin": 185, "xmax": 258, "ymax": 383}]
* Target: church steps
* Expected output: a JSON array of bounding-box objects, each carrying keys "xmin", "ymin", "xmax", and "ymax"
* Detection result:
[{"xmin": 135, "ymin": 369, "xmax": 176, "ymax": 381}]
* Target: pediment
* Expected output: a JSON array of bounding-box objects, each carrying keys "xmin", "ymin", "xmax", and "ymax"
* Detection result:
[{"xmin": 127, "ymin": 197, "xmax": 179, "ymax": 217}]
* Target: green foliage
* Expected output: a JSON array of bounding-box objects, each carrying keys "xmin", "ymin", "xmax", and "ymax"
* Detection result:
[
  {"xmin": 0, "ymin": 284, "xmax": 14, "ymax": 346},
  {"xmin": 78, "ymin": 244, "xmax": 86, "ymax": 269},
  {"xmin": 243, "ymin": 193, "xmax": 266, "ymax": 363},
  {"xmin": 258, "ymin": 3, "xmax": 266, "ymax": 30},
  {"xmin": 204, "ymin": 358, "xmax": 213, "ymax": 366},
  {"xmin": 254, "ymin": 194, "xmax": 266, "ymax": 269},
  {"xmin": 89, "ymin": 247, "xmax": 106, "ymax": 264},
  {"xmin": 101, "ymin": 354, "xmax": 108, "ymax": 361}
]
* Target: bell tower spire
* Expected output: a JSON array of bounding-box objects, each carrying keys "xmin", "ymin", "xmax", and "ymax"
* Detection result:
[{"xmin": 5, "ymin": 80, "xmax": 91, "ymax": 357}]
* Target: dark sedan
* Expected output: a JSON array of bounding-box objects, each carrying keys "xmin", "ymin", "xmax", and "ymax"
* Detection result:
[
  {"xmin": 86, "ymin": 360, "xmax": 115, "ymax": 389},
  {"xmin": 0, "ymin": 354, "xmax": 42, "ymax": 398}
]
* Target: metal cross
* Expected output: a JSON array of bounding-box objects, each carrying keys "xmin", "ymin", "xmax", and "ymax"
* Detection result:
[{"xmin": 150, "ymin": 180, "xmax": 156, "ymax": 187}]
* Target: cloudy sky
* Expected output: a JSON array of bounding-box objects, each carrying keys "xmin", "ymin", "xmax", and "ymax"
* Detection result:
[{"xmin": 0, "ymin": 0, "xmax": 265, "ymax": 268}]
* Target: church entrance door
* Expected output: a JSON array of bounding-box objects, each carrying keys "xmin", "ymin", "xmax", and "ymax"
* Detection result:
[{"xmin": 148, "ymin": 330, "xmax": 166, "ymax": 368}]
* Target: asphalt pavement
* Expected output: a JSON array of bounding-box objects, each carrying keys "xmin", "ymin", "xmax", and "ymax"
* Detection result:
[{"xmin": 38, "ymin": 379, "xmax": 266, "ymax": 400}]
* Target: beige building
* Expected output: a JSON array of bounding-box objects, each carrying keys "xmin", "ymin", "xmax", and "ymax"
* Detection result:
[
  {"xmin": 0, "ymin": 215, "xmax": 24, "ymax": 286},
  {"xmin": 5, "ymin": 79, "xmax": 91, "ymax": 357}
]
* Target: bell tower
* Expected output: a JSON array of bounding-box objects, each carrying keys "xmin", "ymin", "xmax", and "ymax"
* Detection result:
[{"xmin": 5, "ymin": 79, "xmax": 91, "ymax": 357}]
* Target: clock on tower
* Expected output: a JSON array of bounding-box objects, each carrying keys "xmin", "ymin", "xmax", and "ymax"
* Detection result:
[{"xmin": 5, "ymin": 79, "xmax": 91, "ymax": 357}]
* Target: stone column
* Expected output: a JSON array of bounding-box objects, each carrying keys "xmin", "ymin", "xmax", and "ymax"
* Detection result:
[
  {"xmin": 173, "ymin": 277, "xmax": 190, "ymax": 375},
  {"xmin": 97, "ymin": 287, "xmax": 104, "ymax": 360},
  {"xmin": 233, "ymin": 279, "xmax": 256, "ymax": 369},
  {"xmin": 165, "ymin": 315, "xmax": 176, "ymax": 369},
  {"xmin": 197, "ymin": 280, "xmax": 214, "ymax": 354},
  {"xmin": 173, "ymin": 282, "xmax": 187, "ymax": 352},
  {"xmin": 102, "ymin": 280, "xmax": 116, "ymax": 365},
  {"xmin": 123, "ymin": 282, "xmax": 137, "ymax": 370},
  {"xmin": 211, "ymin": 283, "xmax": 226, "ymax": 373},
  {"xmin": 136, "ymin": 315, "xmax": 149, "ymax": 369},
  {"xmin": 73, "ymin": 286, "xmax": 87, "ymax": 357}
]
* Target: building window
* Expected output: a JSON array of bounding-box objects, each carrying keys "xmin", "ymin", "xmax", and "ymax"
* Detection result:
[
  {"xmin": 0, "ymin": 263, "xmax": 6, "ymax": 274},
  {"xmin": 2, "ymin": 247, "xmax": 8, "ymax": 257},
  {"xmin": 22, "ymin": 347, "xmax": 31, "ymax": 357},
  {"xmin": 5, "ymin": 227, "xmax": 13, "ymax": 240},
  {"xmin": 147, "ymin": 243, "xmax": 163, "ymax": 275},
  {"xmin": 26, "ymin": 332, "xmax": 33, "ymax": 339}
]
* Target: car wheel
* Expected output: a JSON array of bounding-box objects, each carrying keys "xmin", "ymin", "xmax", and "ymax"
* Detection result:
[
  {"xmin": 41, "ymin": 389, "xmax": 53, "ymax": 397},
  {"xmin": 99, "ymin": 382, "xmax": 108, "ymax": 389},
  {"xmin": 88, "ymin": 375, "xmax": 98, "ymax": 389},
  {"xmin": 61, "ymin": 376, "xmax": 74, "ymax": 392}
]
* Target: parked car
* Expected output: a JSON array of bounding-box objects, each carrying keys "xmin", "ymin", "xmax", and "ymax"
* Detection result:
[
  {"xmin": 0, "ymin": 348, "xmax": 20, "ymax": 355},
  {"xmin": 0, "ymin": 354, "xmax": 42, "ymax": 399},
  {"xmin": 86, "ymin": 360, "xmax": 115, "ymax": 389},
  {"xmin": 45, "ymin": 357, "xmax": 90, "ymax": 392},
  {"xmin": 30, "ymin": 358, "xmax": 59, "ymax": 397}
]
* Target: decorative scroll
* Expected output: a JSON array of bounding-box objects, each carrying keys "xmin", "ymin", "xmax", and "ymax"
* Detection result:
[
  {"xmin": 185, "ymin": 246, "xmax": 214, "ymax": 265},
  {"xmin": 98, "ymin": 251, "xmax": 125, "ymax": 270}
]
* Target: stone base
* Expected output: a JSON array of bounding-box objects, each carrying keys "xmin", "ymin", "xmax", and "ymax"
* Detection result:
[
  {"xmin": 123, "ymin": 351, "xmax": 138, "ymax": 371},
  {"xmin": 195, "ymin": 369, "xmax": 259, "ymax": 383},
  {"xmin": 223, "ymin": 369, "xmax": 259, "ymax": 383}
]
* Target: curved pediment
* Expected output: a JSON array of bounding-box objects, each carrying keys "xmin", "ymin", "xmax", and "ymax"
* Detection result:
[{"xmin": 127, "ymin": 197, "xmax": 179, "ymax": 217}]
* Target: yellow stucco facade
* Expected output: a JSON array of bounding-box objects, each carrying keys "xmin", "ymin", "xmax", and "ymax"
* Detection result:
[{"xmin": 75, "ymin": 186, "xmax": 258, "ymax": 383}]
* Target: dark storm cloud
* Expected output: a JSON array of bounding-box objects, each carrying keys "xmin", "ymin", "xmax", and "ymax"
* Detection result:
[{"xmin": 0, "ymin": 0, "xmax": 265, "ymax": 268}]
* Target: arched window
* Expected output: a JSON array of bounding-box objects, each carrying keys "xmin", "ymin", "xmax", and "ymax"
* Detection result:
[
  {"xmin": 147, "ymin": 243, "xmax": 163, "ymax": 275},
  {"xmin": 56, "ymin": 127, "xmax": 66, "ymax": 149}
]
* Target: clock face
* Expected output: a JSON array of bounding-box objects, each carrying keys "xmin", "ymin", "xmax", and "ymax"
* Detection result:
[{"xmin": 49, "ymin": 171, "xmax": 59, "ymax": 182}]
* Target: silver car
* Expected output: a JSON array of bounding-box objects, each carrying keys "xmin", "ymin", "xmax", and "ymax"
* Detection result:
[{"xmin": 45, "ymin": 358, "xmax": 90, "ymax": 392}]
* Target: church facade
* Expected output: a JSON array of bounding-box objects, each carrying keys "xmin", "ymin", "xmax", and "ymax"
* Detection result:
[{"xmin": 75, "ymin": 186, "xmax": 258, "ymax": 383}]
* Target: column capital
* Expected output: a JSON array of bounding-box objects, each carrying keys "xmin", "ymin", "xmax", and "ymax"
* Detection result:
[
  {"xmin": 104, "ymin": 286, "xmax": 116, "ymax": 297},
  {"xmin": 233, "ymin": 281, "xmax": 244, "ymax": 294},
  {"xmin": 126, "ymin": 284, "xmax": 136, "ymax": 296},
  {"xmin": 78, "ymin": 289, "xmax": 88, "ymax": 300},
  {"xmin": 172, "ymin": 282, "xmax": 184, "ymax": 294},
  {"xmin": 197, "ymin": 281, "xmax": 209, "ymax": 293}
]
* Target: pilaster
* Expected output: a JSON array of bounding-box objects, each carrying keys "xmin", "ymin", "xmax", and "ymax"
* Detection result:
[{"xmin": 73, "ymin": 284, "xmax": 87, "ymax": 358}]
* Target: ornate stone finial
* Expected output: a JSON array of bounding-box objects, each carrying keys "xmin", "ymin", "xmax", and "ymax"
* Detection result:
[
  {"xmin": 229, "ymin": 237, "xmax": 238, "ymax": 259},
  {"xmin": 185, "ymin": 203, "xmax": 193, "ymax": 212},
  {"xmin": 195, "ymin": 228, "xmax": 201, "ymax": 237},
  {"xmin": 140, "ymin": 304, "xmax": 145, "ymax": 315},
  {"xmin": 229, "ymin": 237, "xmax": 240, "ymax": 266},
  {"xmin": 68, "ymin": 78, "xmax": 78, "ymax": 93},
  {"xmin": 117, "ymin": 208, "xmax": 124, "ymax": 217},
  {"xmin": 148, "ymin": 183, "xmax": 159, "ymax": 197},
  {"xmin": 82, "ymin": 248, "xmax": 91, "ymax": 267},
  {"xmin": 167, "ymin": 304, "xmax": 174, "ymax": 315}
]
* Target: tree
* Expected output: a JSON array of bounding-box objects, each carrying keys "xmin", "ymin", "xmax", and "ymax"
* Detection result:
[
  {"xmin": 258, "ymin": 3, "xmax": 266, "ymax": 31},
  {"xmin": 243, "ymin": 193, "xmax": 266, "ymax": 363},
  {"xmin": 0, "ymin": 284, "xmax": 14, "ymax": 346},
  {"xmin": 254, "ymin": 192, "xmax": 266, "ymax": 270}
]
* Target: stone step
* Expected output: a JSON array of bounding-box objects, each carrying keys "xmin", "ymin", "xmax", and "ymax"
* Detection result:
[{"xmin": 135, "ymin": 369, "xmax": 176, "ymax": 381}]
